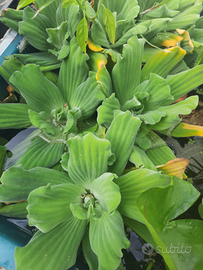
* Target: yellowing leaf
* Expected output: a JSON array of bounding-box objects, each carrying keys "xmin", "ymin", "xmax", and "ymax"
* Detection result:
[
  {"xmin": 88, "ymin": 51, "xmax": 107, "ymax": 72},
  {"xmin": 172, "ymin": 122, "xmax": 203, "ymax": 137},
  {"xmin": 176, "ymin": 29, "xmax": 194, "ymax": 53},
  {"xmin": 156, "ymin": 158, "xmax": 189, "ymax": 179},
  {"xmin": 151, "ymin": 32, "xmax": 183, "ymax": 48},
  {"xmin": 87, "ymin": 38, "xmax": 104, "ymax": 52}
]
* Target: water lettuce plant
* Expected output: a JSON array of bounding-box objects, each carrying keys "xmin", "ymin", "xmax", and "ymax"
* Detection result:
[{"xmin": 1, "ymin": 0, "xmax": 203, "ymax": 269}]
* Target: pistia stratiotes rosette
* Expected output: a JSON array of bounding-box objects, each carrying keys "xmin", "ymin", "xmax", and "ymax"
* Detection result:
[
  {"xmin": 0, "ymin": 37, "xmax": 106, "ymax": 170},
  {"xmin": 14, "ymin": 133, "xmax": 130, "ymax": 270},
  {"xmin": 97, "ymin": 34, "xmax": 203, "ymax": 150}
]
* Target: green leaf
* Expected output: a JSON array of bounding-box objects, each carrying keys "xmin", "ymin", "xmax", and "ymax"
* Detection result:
[
  {"xmin": 115, "ymin": 169, "xmax": 171, "ymax": 223},
  {"xmin": 62, "ymin": 0, "xmax": 77, "ymax": 8},
  {"xmin": 29, "ymin": 110, "xmax": 55, "ymax": 134},
  {"xmin": 85, "ymin": 1, "xmax": 96, "ymax": 18},
  {"xmin": 146, "ymin": 131, "xmax": 176, "ymax": 166},
  {"xmin": 58, "ymin": 3, "xmax": 83, "ymax": 38},
  {"xmin": 129, "ymin": 145, "xmax": 157, "ymax": 171},
  {"xmin": 1, "ymin": 8, "xmax": 23, "ymax": 31},
  {"xmin": 14, "ymin": 137, "xmax": 65, "ymax": 169},
  {"xmin": 58, "ymin": 37, "xmax": 89, "ymax": 103},
  {"xmin": 105, "ymin": 110, "xmax": 141, "ymax": 176},
  {"xmin": 112, "ymin": 35, "xmax": 145, "ymax": 105},
  {"xmin": 97, "ymin": 93, "xmax": 121, "ymax": 128},
  {"xmin": 69, "ymin": 73, "xmax": 105, "ymax": 119},
  {"xmin": 77, "ymin": 17, "xmax": 88, "ymax": 53},
  {"xmin": 90, "ymin": 173, "xmax": 120, "ymax": 214},
  {"xmin": 135, "ymin": 73, "xmax": 173, "ymax": 112},
  {"xmin": 10, "ymin": 64, "xmax": 65, "ymax": 113},
  {"xmin": 103, "ymin": 6, "xmax": 116, "ymax": 45},
  {"xmin": 0, "ymin": 57, "xmax": 24, "ymax": 94},
  {"xmin": 33, "ymin": 0, "xmax": 56, "ymax": 15},
  {"xmin": 82, "ymin": 227, "xmax": 99, "ymax": 270},
  {"xmin": 0, "ymin": 165, "xmax": 70, "ymax": 202},
  {"xmin": 15, "ymin": 217, "xmax": 88, "ymax": 270},
  {"xmin": 136, "ymin": 177, "xmax": 202, "ymax": 270},
  {"xmin": 147, "ymin": 96, "xmax": 198, "ymax": 131},
  {"xmin": 0, "ymin": 104, "xmax": 30, "ymax": 129},
  {"xmin": 102, "ymin": 0, "xmax": 140, "ymax": 21},
  {"xmin": 14, "ymin": 52, "xmax": 61, "ymax": 68},
  {"xmin": 141, "ymin": 47, "xmax": 186, "ymax": 82},
  {"xmin": 0, "ymin": 202, "xmax": 28, "ymax": 218},
  {"xmin": 96, "ymin": 66, "xmax": 113, "ymax": 97},
  {"xmin": 47, "ymin": 21, "xmax": 69, "ymax": 49},
  {"xmin": 17, "ymin": 0, "xmax": 33, "ymax": 10},
  {"xmin": 166, "ymin": 0, "xmax": 202, "ymax": 31},
  {"xmin": 91, "ymin": 19, "xmax": 111, "ymax": 48},
  {"xmin": 89, "ymin": 210, "xmax": 130, "ymax": 270},
  {"xmin": 19, "ymin": 7, "xmax": 54, "ymax": 51},
  {"xmin": 164, "ymin": 64, "xmax": 203, "ymax": 105},
  {"xmin": 66, "ymin": 133, "xmax": 113, "ymax": 189},
  {"xmin": 27, "ymin": 183, "xmax": 85, "ymax": 232}
]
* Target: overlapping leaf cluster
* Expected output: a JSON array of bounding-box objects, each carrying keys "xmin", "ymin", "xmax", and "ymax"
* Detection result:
[{"xmin": 0, "ymin": 0, "xmax": 203, "ymax": 269}]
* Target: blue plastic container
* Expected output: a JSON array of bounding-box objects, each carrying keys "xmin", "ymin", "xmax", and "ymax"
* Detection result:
[
  {"xmin": 0, "ymin": 216, "xmax": 32, "ymax": 270},
  {"xmin": 0, "ymin": 29, "xmax": 23, "ymax": 101}
]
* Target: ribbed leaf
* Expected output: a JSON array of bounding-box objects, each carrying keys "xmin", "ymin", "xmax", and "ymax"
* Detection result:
[
  {"xmin": 0, "ymin": 165, "xmax": 70, "ymax": 202},
  {"xmin": 141, "ymin": 47, "xmax": 186, "ymax": 82},
  {"xmin": 58, "ymin": 37, "xmax": 89, "ymax": 102},
  {"xmin": 69, "ymin": 73, "xmax": 105, "ymax": 119},
  {"xmin": 166, "ymin": 0, "xmax": 202, "ymax": 31},
  {"xmin": 82, "ymin": 227, "xmax": 99, "ymax": 270},
  {"xmin": 112, "ymin": 35, "xmax": 145, "ymax": 105},
  {"xmin": 89, "ymin": 210, "xmax": 130, "ymax": 270},
  {"xmin": 0, "ymin": 202, "xmax": 28, "ymax": 218},
  {"xmin": 14, "ymin": 52, "xmax": 61, "ymax": 67},
  {"xmin": 66, "ymin": 133, "xmax": 113, "ymax": 189},
  {"xmin": 19, "ymin": 7, "xmax": 54, "ymax": 51},
  {"xmin": 102, "ymin": 0, "xmax": 139, "ymax": 21},
  {"xmin": 91, "ymin": 19, "xmax": 111, "ymax": 48},
  {"xmin": 147, "ymin": 96, "xmax": 198, "ymax": 131},
  {"xmin": 0, "ymin": 104, "xmax": 30, "ymax": 129},
  {"xmin": 112, "ymin": 21, "xmax": 150, "ymax": 48},
  {"xmin": 15, "ymin": 217, "xmax": 87, "ymax": 270},
  {"xmin": 10, "ymin": 64, "xmax": 65, "ymax": 113},
  {"xmin": 90, "ymin": 173, "xmax": 120, "ymax": 214},
  {"xmin": 27, "ymin": 183, "xmax": 85, "ymax": 232},
  {"xmin": 97, "ymin": 93, "xmax": 120, "ymax": 128},
  {"xmin": 96, "ymin": 66, "xmax": 112, "ymax": 97},
  {"xmin": 0, "ymin": 57, "xmax": 24, "ymax": 94},
  {"xmin": 145, "ymin": 131, "xmax": 176, "ymax": 166},
  {"xmin": 15, "ymin": 137, "xmax": 65, "ymax": 169},
  {"xmin": 105, "ymin": 110, "xmax": 141, "ymax": 176},
  {"xmin": 129, "ymin": 145, "xmax": 156, "ymax": 171},
  {"xmin": 164, "ymin": 64, "xmax": 203, "ymax": 105},
  {"xmin": 115, "ymin": 169, "xmax": 171, "ymax": 223},
  {"xmin": 135, "ymin": 73, "xmax": 173, "ymax": 112}
]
